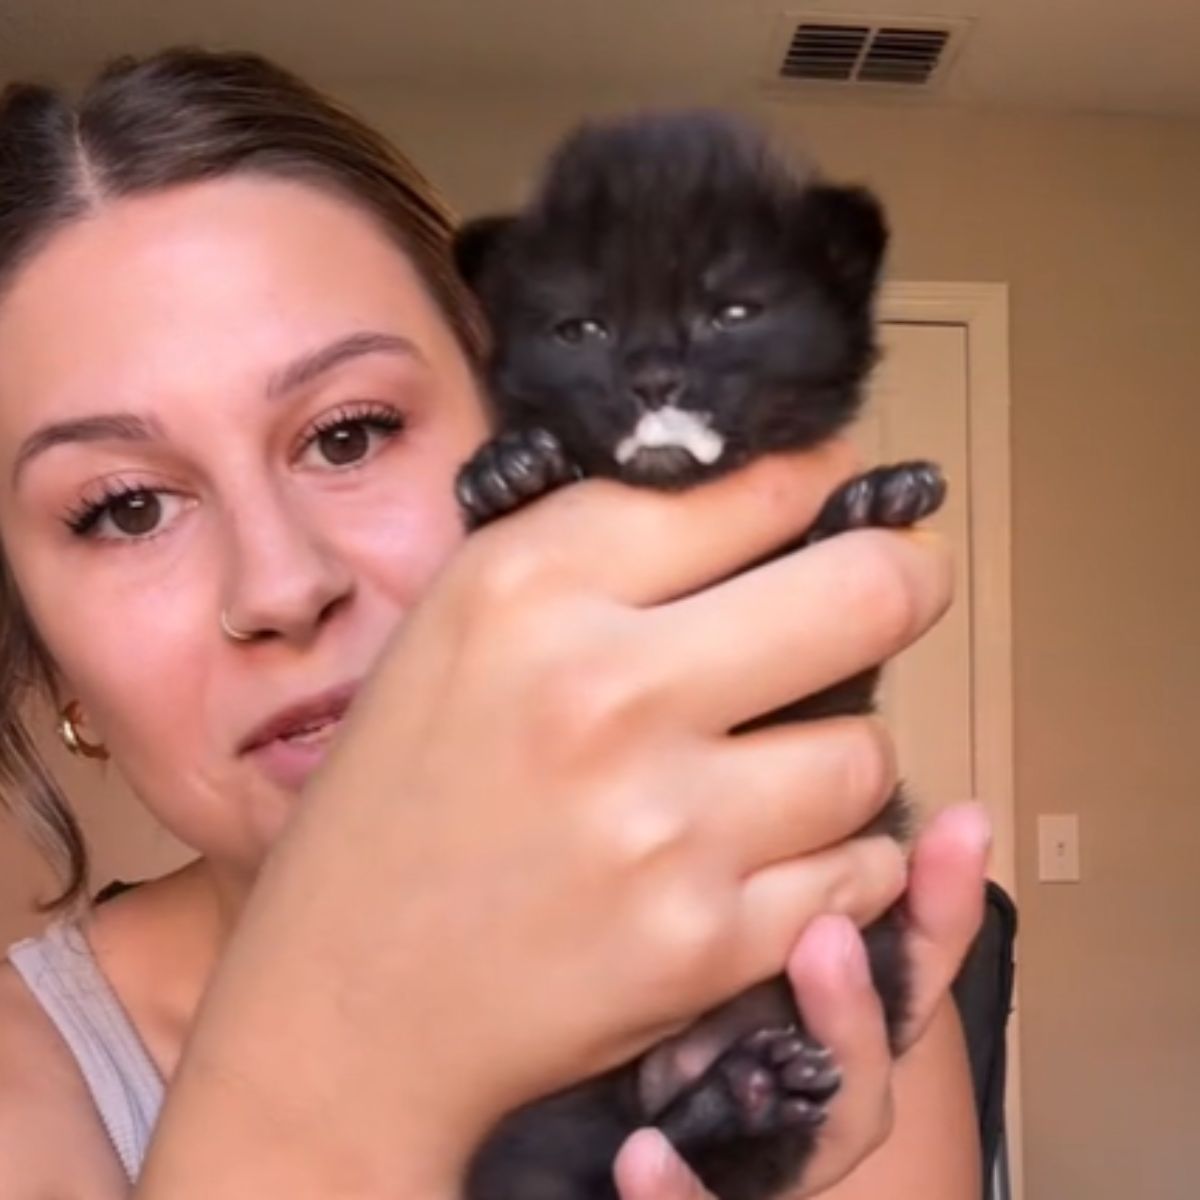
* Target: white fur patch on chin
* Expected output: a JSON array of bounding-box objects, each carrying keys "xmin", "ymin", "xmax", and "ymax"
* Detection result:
[{"xmin": 614, "ymin": 407, "xmax": 725, "ymax": 466}]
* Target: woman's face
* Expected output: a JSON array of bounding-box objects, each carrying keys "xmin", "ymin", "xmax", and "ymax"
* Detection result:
[{"xmin": 0, "ymin": 176, "xmax": 489, "ymax": 876}]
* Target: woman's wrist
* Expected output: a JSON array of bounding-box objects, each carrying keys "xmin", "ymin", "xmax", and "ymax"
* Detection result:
[
  {"xmin": 135, "ymin": 807, "xmax": 476, "ymax": 1199},
  {"xmin": 136, "ymin": 942, "xmax": 471, "ymax": 1200}
]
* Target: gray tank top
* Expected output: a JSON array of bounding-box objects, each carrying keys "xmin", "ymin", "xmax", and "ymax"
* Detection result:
[{"xmin": 7, "ymin": 921, "xmax": 164, "ymax": 1181}]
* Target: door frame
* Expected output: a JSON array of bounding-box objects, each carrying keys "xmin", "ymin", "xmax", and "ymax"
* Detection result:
[
  {"xmin": 879, "ymin": 282, "xmax": 1021, "ymax": 1200},
  {"xmin": 879, "ymin": 282, "xmax": 1014, "ymax": 896}
]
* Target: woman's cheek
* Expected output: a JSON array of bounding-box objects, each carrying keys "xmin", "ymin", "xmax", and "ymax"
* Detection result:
[
  {"xmin": 326, "ymin": 468, "xmax": 468, "ymax": 604},
  {"xmin": 76, "ymin": 600, "xmax": 211, "ymax": 747}
]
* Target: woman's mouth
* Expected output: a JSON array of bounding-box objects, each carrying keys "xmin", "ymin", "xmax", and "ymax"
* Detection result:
[
  {"xmin": 247, "ymin": 717, "xmax": 344, "ymax": 790},
  {"xmin": 279, "ymin": 716, "xmax": 341, "ymax": 745},
  {"xmin": 239, "ymin": 682, "xmax": 359, "ymax": 790}
]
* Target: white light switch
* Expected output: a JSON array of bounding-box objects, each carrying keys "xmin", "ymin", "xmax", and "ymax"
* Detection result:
[{"xmin": 1038, "ymin": 814, "xmax": 1080, "ymax": 883}]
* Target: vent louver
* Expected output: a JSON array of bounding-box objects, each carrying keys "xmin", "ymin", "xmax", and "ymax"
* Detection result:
[
  {"xmin": 779, "ymin": 19, "xmax": 959, "ymax": 88},
  {"xmin": 782, "ymin": 24, "xmax": 870, "ymax": 82}
]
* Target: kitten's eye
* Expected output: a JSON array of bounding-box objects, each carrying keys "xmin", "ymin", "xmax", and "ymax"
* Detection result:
[
  {"xmin": 554, "ymin": 317, "xmax": 610, "ymax": 345},
  {"xmin": 711, "ymin": 302, "xmax": 762, "ymax": 330}
]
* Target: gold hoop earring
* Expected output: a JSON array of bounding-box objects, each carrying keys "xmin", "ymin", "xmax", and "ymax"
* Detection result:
[
  {"xmin": 220, "ymin": 610, "xmax": 256, "ymax": 643},
  {"xmin": 58, "ymin": 701, "xmax": 109, "ymax": 761}
]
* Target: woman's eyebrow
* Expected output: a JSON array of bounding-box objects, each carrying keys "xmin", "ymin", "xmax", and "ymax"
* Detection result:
[
  {"xmin": 266, "ymin": 330, "xmax": 423, "ymax": 400},
  {"xmin": 12, "ymin": 413, "xmax": 165, "ymax": 486},
  {"xmin": 11, "ymin": 330, "xmax": 422, "ymax": 487}
]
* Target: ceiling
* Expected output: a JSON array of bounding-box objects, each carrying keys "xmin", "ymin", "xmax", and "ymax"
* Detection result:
[{"xmin": 2, "ymin": 0, "xmax": 1200, "ymax": 119}]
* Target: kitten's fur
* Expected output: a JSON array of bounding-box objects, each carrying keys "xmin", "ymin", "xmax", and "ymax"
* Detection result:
[
  {"xmin": 455, "ymin": 114, "xmax": 886, "ymax": 492},
  {"xmin": 453, "ymin": 112, "xmax": 943, "ymax": 1200}
]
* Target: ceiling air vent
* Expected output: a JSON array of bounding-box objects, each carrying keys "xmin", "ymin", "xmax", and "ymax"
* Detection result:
[
  {"xmin": 782, "ymin": 24, "xmax": 870, "ymax": 82},
  {"xmin": 775, "ymin": 16, "xmax": 966, "ymax": 89},
  {"xmin": 858, "ymin": 27, "xmax": 950, "ymax": 84}
]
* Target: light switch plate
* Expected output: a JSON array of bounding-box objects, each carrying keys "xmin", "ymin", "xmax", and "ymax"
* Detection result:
[{"xmin": 1038, "ymin": 814, "xmax": 1080, "ymax": 883}]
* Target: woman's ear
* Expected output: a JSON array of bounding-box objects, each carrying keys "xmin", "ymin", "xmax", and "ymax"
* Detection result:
[{"xmin": 453, "ymin": 214, "xmax": 517, "ymax": 288}]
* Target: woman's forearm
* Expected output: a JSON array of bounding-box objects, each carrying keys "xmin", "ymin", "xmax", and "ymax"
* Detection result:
[{"xmin": 135, "ymin": 795, "xmax": 472, "ymax": 1200}]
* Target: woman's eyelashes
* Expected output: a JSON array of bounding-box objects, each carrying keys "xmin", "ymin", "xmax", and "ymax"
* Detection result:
[
  {"xmin": 292, "ymin": 401, "xmax": 406, "ymax": 470},
  {"xmin": 62, "ymin": 402, "xmax": 408, "ymax": 543},
  {"xmin": 64, "ymin": 479, "xmax": 189, "ymax": 541}
]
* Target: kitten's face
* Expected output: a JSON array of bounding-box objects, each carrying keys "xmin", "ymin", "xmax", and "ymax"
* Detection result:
[
  {"xmin": 459, "ymin": 118, "xmax": 886, "ymax": 488},
  {"xmin": 486, "ymin": 224, "xmax": 869, "ymax": 486}
]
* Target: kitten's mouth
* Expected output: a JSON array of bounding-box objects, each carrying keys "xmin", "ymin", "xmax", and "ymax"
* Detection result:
[{"xmin": 614, "ymin": 406, "xmax": 725, "ymax": 467}]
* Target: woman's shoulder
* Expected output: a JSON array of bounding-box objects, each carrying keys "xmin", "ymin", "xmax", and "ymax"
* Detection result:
[{"xmin": 0, "ymin": 957, "xmax": 128, "ymax": 1196}]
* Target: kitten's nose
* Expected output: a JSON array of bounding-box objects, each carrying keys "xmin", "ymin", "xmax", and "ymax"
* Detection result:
[{"xmin": 630, "ymin": 366, "xmax": 685, "ymax": 409}]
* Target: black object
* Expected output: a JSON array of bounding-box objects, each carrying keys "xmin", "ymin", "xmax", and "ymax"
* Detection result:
[{"xmin": 951, "ymin": 880, "xmax": 1019, "ymax": 1200}]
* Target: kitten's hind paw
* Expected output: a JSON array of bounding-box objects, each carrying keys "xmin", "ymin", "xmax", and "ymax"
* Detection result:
[
  {"xmin": 807, "ymin": 460, "xmax": 946, "ymax": 542},
  {"xmin": 455, "ymin": 428, "xmax": 582, "ymax": 529},
  {"xmin": 655, "ymin": 1027, "xmax": 841, "ymax": 1149}
]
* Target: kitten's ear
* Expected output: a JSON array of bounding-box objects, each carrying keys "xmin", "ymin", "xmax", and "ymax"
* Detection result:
[
  {"xmin": 799, "ymin": 184, "xmax": 889, "ymax": 304},
  {"xmin": 453, "ymin": 215, "xmax": 517, "ymax": 287}
]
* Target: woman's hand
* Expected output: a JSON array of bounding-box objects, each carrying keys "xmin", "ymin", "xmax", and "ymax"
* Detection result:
[
  {"xmin": 139, "ymin": 440, "xmax": 954, "ymax": 1198},
  {"xmin": 613, "ymin": 912, "xmax": 894, "ymax": 1200},
  {"xmin": 303, "ymin": 439, "xmax": 950, "ymax": 1122},
  {"xmin": 614, "ymin": 801, "xmax": 992, "ymax": 1200}
]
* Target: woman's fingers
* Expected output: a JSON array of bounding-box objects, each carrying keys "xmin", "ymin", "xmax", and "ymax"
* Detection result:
[
  {"xmin": 730, "ymin": 838, "xmax": 908, "ymax": 989},
  {"xmin": 616, "ymin": 918, "xmax": 902, "ymax": 1200},
  {"xmin": 896, "ymin": 802, "xmax": 992, "ymax": 1051},
  {"xmin": 704, "ymin": 718, "xmax": 897, "ymax": 872},
  {"xmin": 613, "ymin": 1128, "xmax": 717, "ymax": 1200},
  {"xmin": 614, "ymin": 868, "xmax": 979, "ymax": 1200},
  {"xmin": 473, "ymin": 440, "xmax": 863, "ymax": 606},
  {"xmin": 648, "ymin": 527, "xmax": 953, "ymax": 733},
  {"xmin": 782, "ymin": 915, "xmax": 897, "ymax": 1196}
]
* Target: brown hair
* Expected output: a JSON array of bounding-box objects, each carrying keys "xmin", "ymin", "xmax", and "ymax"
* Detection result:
[{"xmin": 0, "ymin": 47, "xmax": 487, "ymax": 911}]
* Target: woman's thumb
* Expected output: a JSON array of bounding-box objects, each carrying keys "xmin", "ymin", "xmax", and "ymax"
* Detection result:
[{"xmin": 613, "ymin": 1128, "xmax": 715, "ymax": 1200}]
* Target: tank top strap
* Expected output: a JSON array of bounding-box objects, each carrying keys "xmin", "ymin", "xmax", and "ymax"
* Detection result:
[{"xmin": 7, "ymin": 921, "xmax": 164, "ymax": 1181}]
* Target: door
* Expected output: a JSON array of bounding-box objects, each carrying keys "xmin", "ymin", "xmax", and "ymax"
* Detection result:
[
  {"xmin": 854, "ymin": 322, "xmax": 976, "ymax": 833},
  {"xmin": 861, "ymin": 310, "xmax": 1021, "ymax": 1200}
]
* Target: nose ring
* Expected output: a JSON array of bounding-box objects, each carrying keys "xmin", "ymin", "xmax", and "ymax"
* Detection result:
[{"xmin": 220, "ymin": 610, "xmax": 256, "ymax": 643}]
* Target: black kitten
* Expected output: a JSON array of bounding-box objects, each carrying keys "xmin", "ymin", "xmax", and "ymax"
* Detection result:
[{"xmin": 455, "ymin": 111, "xmax": 945, "ymax": 1200}]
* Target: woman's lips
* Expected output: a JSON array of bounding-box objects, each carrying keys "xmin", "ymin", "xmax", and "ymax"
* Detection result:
[
  {"xmin": 238, "ymin": 680, "xmax": 360, "ymax": 789},
  {"xmin": 246, "ymin": 716, "xmax": 343, "ymax": 790},
  {"xmin": 238, "ymin": 681, "xmax": 358, "ymax": 753}
]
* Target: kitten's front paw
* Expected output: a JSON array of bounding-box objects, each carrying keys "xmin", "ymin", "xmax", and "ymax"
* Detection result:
[
  {"xmin": 655, "ymin": 1027, "xmax": 841, "ymax": 1149},
  {"xmin": 455, "ymin": 428, "xmax": 581, "ymax": 529},
  {"xmin": 807, "ymin": 460, "xmax": 946, "ymax": 542}
]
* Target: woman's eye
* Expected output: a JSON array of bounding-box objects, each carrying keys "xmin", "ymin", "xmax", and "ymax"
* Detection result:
[
  {"xmin": 110, "ymin": 490, "xmax": 161, "ymax": 535},
  {"xmin": 299, "ymin": 407, "xmax": 406, "ymax": 470},
  {"xmin": 66, "ymin": 487, "xmax": 185, "ymax": 542},
  {"xmin": 554, "ymin": 317, "xmax": 609, "ymax": 345},
  {"xmin": 711, "ymin": 301, "xmax": 762, "ymax": 329},
  {"xmin": 317, "ymin": 422, "xmax": 370, "ymax": 466},
  {"xmin": 63, "ymin": 409, "xmax": 405, "ymax": 542}
]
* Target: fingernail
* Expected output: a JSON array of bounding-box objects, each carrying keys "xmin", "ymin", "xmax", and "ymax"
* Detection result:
[
  {"xmin": 811, "ymin": 914, "xmax": 871, "ymax": 987},
  {"xmin": 638, "ymin": 1128, "xmax": 679, "ymax": 1184},
  {"xmin": 838, "ymin": 921, "xmax": 872, "ymax": 987},
  {"xmin": 955, "ymin": 800, "xmax": 993, "ymax": 853}
]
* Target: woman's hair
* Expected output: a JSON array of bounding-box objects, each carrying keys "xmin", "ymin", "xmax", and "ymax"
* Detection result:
[{"xmin": 0, "ymin": 47, "xmax": 488, "ymax": 912}]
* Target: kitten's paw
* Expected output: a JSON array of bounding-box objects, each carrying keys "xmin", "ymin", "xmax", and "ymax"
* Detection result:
[
  {"xmin": 808, "ymin": 460, "xmax": 946, "ymax": 541},
  {"xmin": 655, "ymin": 1027, "xmax": 841, "ymax": 1149},
  {"xmin": 726, "ymin": 1028, "xmax": 842, "ymax": 1134},
  {"xmin": 455, "ymin": 428, "xmax": 581, "ymax": 529},
  {"xmin": 872, "ymin": 460, "xmax": 946, "ymax": 526}
]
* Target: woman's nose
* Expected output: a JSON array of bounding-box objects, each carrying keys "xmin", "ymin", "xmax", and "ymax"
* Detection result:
[{"xmin": 219, "ymin": 487, "xmax": 355, "ymax": 645}]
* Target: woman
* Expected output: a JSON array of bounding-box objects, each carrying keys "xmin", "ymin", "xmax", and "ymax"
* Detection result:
[{"xmin": 0, "ymin": 49, "xmax": 988, "ymax": 1198}]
